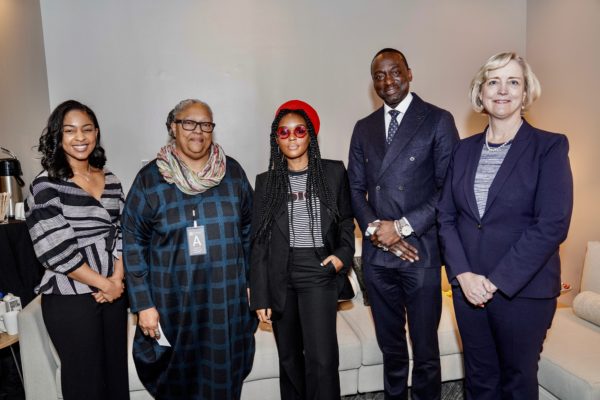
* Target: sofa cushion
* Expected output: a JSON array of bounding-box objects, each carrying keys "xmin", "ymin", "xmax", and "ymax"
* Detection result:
[
  {"xmin": 573, "ymin": 291, "xmax": 600, "ymax": 327},
  {"xmin": 582, "ymin": 241, "xmax": 600, "ymax": 293},
  {"xmin": 538, "ymin": 308, "xmax": 600, "ymax": 400},
  {"xmin": 244, "ymin": 323, "xmax": 279, "ymax": 381}
]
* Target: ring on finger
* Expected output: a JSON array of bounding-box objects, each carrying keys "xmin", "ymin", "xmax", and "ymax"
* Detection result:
[{"xmin": 142, "ymin": 330, "xmax": 149, "ymax": 336}]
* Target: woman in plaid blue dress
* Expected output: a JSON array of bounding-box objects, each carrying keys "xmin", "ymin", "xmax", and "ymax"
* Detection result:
[{"xmin": 122, "ymin": 99, "xmax": 257, "ymax": 399}]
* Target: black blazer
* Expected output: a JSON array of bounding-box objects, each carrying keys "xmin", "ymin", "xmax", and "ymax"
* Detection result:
[{"xmin": 249, "ymin": 159, "xmax": 355, "ymax": 316}]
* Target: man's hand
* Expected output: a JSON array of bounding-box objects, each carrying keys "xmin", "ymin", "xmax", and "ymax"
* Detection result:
[
  {"xmin": 389, "ymin": 240, "xmax": 419, "ymax": 262},
  {"xmin": 370, "ymin": 220, "xmax": 419, "ymax": 262},
  {"xmin": 373, "ymin": 220, "xmax": 401, "ymax": 247}
]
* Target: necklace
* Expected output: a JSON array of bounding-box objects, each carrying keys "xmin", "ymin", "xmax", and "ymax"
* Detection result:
[
  {"xmin": 73, "ymin": 165, "xmax": 92, "ymax": 182},
  {"xmin": 485, "ymin": 121, "xmax": 522, "ymax": 152}
]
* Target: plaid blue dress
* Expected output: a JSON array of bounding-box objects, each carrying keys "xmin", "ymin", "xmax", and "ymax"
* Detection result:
[{"xmin": 122, "ymin": 157, "xmax": 257, "ymax": 399}]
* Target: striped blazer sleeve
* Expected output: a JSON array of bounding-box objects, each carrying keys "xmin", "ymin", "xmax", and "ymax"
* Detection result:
[{"xmin": 25, "ymin": 178, "xmax": 86, "ymax": 274}]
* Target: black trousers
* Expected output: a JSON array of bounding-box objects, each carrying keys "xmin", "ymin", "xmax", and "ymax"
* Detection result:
[
  {"xmin": 42, "ymin": 293, "xmax": 129, "ymax": 400},
  {"xmin": 364, "ymin": 263, "xmax": 442, "ymax": 400},
  {"xmin": 272, "ymin": 248, "xmax": 340, "ymax": 400}
]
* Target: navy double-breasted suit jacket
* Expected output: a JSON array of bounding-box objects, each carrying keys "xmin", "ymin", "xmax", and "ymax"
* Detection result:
[
  {"xmin": 438, "ymin": 120, "xmax": 573, "ymax": 298},
  {"xmin": 348, "ymin": 93, "xmax": 459, "ymax": 268}
]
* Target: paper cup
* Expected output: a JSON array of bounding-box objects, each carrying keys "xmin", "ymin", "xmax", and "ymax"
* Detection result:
[
  {"xmin": 2, "ymin": 310, "xmax": 19, "ymax": 335},
  {"xmin": 14, "ymin": 202, "xmax": 25, "ymax": 220}
]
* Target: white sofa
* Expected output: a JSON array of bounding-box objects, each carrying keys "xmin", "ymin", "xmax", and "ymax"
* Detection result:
[
  {"xmin": 538, "ymin": 241, "xmax": 600, "ymax": 400},
  {"xmin": 17, "ymin": 263, "xmax": 464, "ymax": 400}
]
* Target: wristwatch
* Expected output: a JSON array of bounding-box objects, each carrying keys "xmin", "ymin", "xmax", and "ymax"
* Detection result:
[{"xmin": 395, "ymin": 218, "xmax": 413, "ymax": 238}]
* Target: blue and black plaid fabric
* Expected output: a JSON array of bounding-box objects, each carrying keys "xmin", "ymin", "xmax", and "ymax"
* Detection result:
[{"xmin": 122, "ymin": 157, "xmax": 257, "ymax": 399}]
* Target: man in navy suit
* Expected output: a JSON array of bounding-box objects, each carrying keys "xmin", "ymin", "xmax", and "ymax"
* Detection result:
[{"xmin": 348, "ymin": 48, "xmax": 459, "ymax": 400}]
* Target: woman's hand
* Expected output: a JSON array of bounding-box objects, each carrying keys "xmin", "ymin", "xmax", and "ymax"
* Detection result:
[
  {"xmin": 99, "ymin": 276, "xmax": 124, "ymax": 302},
  {"xmin": 457, "ymin": 272, "xmax": 495, "ymax": 306},
  {"xmin": 139, "ymin": 307, "xmax": 161, "ymax": 339},
  {"xmin": 256, "ymin": 308, "xmax": 272, "ymax": 324},
  {"xmin": 321, "ymin": 255, "xmax": 343, "ymax": 273}
]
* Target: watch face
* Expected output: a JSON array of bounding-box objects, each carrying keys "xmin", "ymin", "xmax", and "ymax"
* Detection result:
[{"xmin": 401, "ymin": 225, "xmax": 412, "ymax": 236}]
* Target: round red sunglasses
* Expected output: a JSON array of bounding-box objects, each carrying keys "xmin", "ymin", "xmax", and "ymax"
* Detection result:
[{"xmin": 276, "ymin": 125, "xmax": 308, "ymax": 139}]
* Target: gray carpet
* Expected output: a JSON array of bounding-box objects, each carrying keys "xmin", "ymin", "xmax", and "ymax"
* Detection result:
[{"xmin": 341, "ymin": 379, "xmax": 464, "ymax": 400}]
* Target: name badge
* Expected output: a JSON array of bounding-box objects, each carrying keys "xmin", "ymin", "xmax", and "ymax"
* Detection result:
[{"xmin": 186, "ymin": 225, "xmax": 207, "ymax": 256}]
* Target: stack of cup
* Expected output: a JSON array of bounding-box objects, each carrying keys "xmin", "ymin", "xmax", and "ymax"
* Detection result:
[
  {"xmin": 0, "ymin": 192, "xmax": 9, "ymax": 224},
  {"xmin": 1, "ymin": 310, "xmax": 19, "ymax": 335},
  {"xmin": 14, "ymin": 202, "xmax": 25, "ymax": 220}
]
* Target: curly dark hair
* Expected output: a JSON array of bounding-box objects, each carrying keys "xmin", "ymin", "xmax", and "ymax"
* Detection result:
[
  {"xmin": 253, "ymin": 109, "xmax": 339, "ymax": 243},
  {"xmin": 38, "ymin": 100, "xmax": 106, "ymax": 179}
]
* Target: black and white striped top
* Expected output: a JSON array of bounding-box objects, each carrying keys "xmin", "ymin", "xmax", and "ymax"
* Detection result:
[
  {"xmin": 25, "ymin": 170, "xmax": 124, "ymax": 295},
  {"xmin": 288, "ymin": 171, "xmax": 324, "ymax": 248}
]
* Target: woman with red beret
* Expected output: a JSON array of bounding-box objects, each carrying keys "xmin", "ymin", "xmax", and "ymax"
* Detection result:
[{"xmin": 250, "ymin": 100, "xmax": 355, "ymax": 399}]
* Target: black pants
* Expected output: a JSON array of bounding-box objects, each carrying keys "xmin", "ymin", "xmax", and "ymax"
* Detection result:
[
  {"xmin": 42, "ymin": 293, "xmax": 129, "ymax": 400},
  {"xmin": 272, "ymin": 248, "xmax": 340, "ymax": 400}
]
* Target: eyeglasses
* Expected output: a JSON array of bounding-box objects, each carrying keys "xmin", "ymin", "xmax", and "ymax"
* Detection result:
[
  {"xmin": 276, "ymin": 125, "xmax": 308, "ymax": 139},
  {"xmin": 174, "ymin": 119, "xmax": 216, "ymax": 133}
]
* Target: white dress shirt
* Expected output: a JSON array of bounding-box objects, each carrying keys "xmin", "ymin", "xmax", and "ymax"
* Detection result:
[{"xmin": 383, "ymin": 92, "xmax": 413, "ymax": 142}]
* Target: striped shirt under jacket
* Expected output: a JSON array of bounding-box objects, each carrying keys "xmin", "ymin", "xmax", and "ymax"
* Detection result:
[{"xmin": 25, "ymin": 169, "xmax": 124, "ymax": 295}]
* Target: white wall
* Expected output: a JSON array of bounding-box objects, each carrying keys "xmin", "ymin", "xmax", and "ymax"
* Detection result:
[
  {"xmin": 7, "ymin": 0, "xmax": 595, "ymax": 301},
  {"xmin": 527, "ymin": 0, "xmax": 600, "ymax": 303},
  {"xmin": 39, "ymin": 0, "xmax": 526, "ymax": 192},
  {"xmin": 0, "ymin": 0, "xmax": 49, "ymax": 189}
]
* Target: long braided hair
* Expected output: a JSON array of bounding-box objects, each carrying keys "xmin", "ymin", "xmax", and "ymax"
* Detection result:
[{"xmin": 253, "ymin": 109, "xmax": 339, "ymax": 243}]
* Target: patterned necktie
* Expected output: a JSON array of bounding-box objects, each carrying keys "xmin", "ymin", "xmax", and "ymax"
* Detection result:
[{"xmin": 387, "ymin": 110, "xmax": 400, "ymax": 145}]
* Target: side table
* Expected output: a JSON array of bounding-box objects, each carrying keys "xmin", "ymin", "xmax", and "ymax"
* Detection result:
[{"xmin": 0, "ymin": 332, "xmax": 23, "ymax": 384}]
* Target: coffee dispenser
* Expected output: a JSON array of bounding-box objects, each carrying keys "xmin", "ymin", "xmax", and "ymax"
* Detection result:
[{"xmin": 0, "ymin": 147, "xmax": 25, "ymax": 219}]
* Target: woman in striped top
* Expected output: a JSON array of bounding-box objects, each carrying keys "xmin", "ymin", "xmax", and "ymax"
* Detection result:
[
  {"xmin": 25, "ymin": 100, "xmax": 129, "ymax": 400},
  {"xmin": 250, "ymin": 100, "xmax": 355, "ymax": 399}
]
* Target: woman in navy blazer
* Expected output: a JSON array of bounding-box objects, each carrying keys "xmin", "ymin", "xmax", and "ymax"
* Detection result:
[
  {"xmin": 438, "ymin": 52, "xmax": 573, "ymax": 399},
  {"xmin": 250, "ymin": 100, "xmax": 355, "ymax": 400}
]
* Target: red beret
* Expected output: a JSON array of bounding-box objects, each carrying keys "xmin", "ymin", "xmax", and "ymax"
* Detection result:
[{"xmin": 275, "ymin": 99, "xmax": 320, "ymax": 135}]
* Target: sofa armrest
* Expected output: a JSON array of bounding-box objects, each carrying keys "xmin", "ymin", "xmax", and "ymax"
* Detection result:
[{"xmin": 18, "ymin": 295, "xmax": 59, "ymax": 400}]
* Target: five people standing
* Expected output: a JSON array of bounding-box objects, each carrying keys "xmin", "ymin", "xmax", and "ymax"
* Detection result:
[
  {"xmin": 348, "ymin": 48, "xmax": 459, "ymax": 400},
  {"xmin": 23, "ymin": 50, "xmax": 574, "ymax": 400}
]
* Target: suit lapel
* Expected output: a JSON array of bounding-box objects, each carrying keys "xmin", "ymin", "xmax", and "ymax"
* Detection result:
[
  {"xmin": 378, "ymin": 94, "xmax": 428, "ymax": 180},
  {"xmin": 370, "ymin": 108, "xmax": 387, "ymax": 163},
  {"xmin": 464, "ymin": 133, "xmax": 485, "ymax": 221},
  {"xmin": 484, "ymin": 120, "xmax": 533, "ymax": 213},
  {"xmin": 319, "ymin": 167, "xmax": 336, "ymax": 239}
]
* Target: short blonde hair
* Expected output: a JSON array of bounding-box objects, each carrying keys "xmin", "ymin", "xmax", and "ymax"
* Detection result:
[{"xmin": 469, "ymin": 52, "xmax": 541, "ymax": 113}]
